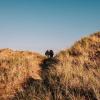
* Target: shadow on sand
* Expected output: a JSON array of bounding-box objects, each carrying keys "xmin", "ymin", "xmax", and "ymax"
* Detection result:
[
  {"xmin": 40, "ymin": 57, "xmax": 59, "ymax": 69},
  {"xmin": 12, "ymin": 57, "xmax": 60, "ymax": 100}
]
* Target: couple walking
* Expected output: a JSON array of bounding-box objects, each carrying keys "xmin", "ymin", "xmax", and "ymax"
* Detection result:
[{"xmin": 45, "ymin": 50, "xmax": 54, "ymax": 58}]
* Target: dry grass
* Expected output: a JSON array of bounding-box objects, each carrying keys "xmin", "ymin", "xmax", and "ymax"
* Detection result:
[
  {"xmin": 0, "ymin": 32, "xmax": 100, "ymax": 100},
  {"xmin": 0, "ymin": 49, "xmax": 44, "ymax": 100}
]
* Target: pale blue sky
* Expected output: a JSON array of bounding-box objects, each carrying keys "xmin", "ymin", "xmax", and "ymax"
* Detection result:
[{"xmin": 0, "ymin": 0, "xmax": 100, "ymax": 53}]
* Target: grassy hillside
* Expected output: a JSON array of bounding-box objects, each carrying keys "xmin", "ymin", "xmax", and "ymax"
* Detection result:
[
  {"xmin": 0, "ymin": 32, "xmax": 100, "ymax": 100},
  {"xmin": 0, "ymin": 49, "xmax": 44, "ymax": 100}
]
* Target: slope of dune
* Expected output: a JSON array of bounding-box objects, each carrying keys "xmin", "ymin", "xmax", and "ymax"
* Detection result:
[
  {"xmin": 0, "ymin": 32, "xmax": 100, "ymax": 100},
  {"xmin": 0, "ymin": 49, "xmax": 44, "ymax": 99}
]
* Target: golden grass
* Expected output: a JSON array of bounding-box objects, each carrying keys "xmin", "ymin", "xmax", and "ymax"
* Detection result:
[
  {"xmin": 0, "ymin": 32, "xmax": 100, "ymax": 100},
  {"xmin": 0, "ymin": 50, "xmax": 44, "ymax": 99}
]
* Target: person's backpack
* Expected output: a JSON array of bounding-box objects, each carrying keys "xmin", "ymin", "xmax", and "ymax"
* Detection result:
[
  {"xmin": 45, "ymin": 50, "xmax": 49, "ymax": 57},
  {"xmin": 50, "ymin": 50, "xmax": 54, "ymax": 58}
]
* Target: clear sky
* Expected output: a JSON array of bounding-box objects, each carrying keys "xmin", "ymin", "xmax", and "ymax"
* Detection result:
[{"xmin": 0, "ymin": 0, "xmax": 100, "ymax": 53}]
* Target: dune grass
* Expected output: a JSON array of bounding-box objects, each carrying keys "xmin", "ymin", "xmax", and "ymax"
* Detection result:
[{"xmin": 0, "ymin": 32, "xmax": 100, "ymax": 100}]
